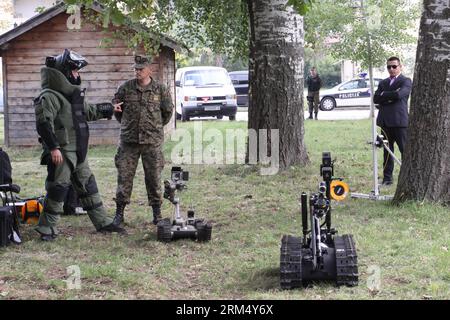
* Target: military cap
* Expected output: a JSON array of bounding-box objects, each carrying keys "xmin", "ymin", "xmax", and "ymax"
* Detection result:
[{"xmin": 133, "ymin": 55, "xmax": 152, "ymax": 69}]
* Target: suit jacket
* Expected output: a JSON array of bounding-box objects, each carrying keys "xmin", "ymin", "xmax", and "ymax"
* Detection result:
[{"xmin": 374, "ymin": 74, "xmax": 412, "ymax": 128}]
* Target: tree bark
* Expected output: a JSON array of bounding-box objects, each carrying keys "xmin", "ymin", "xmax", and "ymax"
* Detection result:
[
  {"xmin": 393, "ymin": 0, "xmax": 450, "ymax": 205},
  {"xmin": 246, "ymin": 0, "xmax": 309, "ymax": 171}
]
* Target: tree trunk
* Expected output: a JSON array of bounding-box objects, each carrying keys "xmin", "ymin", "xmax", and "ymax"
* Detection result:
[
  {"xmin": 393, "ymin": 0, "xmax": 450, "ymax": 205},
  {"xmin": 246, "ymin": 0, "xmax": 309, "ymax": 171}
]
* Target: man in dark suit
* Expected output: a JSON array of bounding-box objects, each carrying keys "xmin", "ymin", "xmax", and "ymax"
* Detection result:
[{"xmin": 374, "ymin": 57, "xmax": 412, "ymax": 186}]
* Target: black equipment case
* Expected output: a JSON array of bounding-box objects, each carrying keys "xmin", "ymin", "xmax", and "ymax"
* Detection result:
[{"xmin": 0, "ymin": 206, "xmax": 15, "ymax": 246}]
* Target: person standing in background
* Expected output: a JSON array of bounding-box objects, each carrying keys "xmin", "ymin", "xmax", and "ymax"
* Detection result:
[{"xmin": 306, "ymin": 67, "xmax": 322, "ymax": 120}]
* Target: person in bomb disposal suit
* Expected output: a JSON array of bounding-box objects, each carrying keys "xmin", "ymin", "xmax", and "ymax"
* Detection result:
[
  {"xmin": 374, "ymin": 56, "xmax": 412, "ymax": 186},
  {"xmin": 112, "ymin": 55, "xmax": 173, "ymax": 227},
  {"xmin": 34, "ymin": 49, "xmax": 126, "ymax": 241}
]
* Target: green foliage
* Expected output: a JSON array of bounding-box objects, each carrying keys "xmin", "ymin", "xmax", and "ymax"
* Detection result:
[
  {"xmin": 67, "ymin": 0, "xmax": 417, "ymax": 73},
  {"xmin": 304, "ymin": 48, "xmax": 341, "ymax": 87},
  {"xmin": 35, "ymin": 6, "xmax": 48, "ymax": 14},
  {"xmin": 288, "ymin": 0, "xmax": 315, "ymax": 15},
  {"xmin": 304, "ymin": 0, "xmax": 420, "ymax": 69},
  {"xmin": 176, "ymin": 48, "xmax": 248, "ymax": 71},
  {"xmin": 64, "ymin": 0, "xmax": 251, "ymax": 60},
  {"xmin": 170, "ymin": 0, "xmax": 249, "ymax": 60},
  {"xmin": 64, "ymin": 0, "xmax": 315, "ymax": 61},
  {"xmin": 304, "ymin": 0, "xmax": 348, "ymax": 51}
]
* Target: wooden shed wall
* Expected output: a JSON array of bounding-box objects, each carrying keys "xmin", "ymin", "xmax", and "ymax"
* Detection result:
[{"xmin": 2, "ymin": 12, "xmax": 175, "ymax": 146}]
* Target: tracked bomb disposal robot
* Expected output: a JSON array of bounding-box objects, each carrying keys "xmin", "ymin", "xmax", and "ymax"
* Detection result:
[
  {"xmin": 280, "ymin": 152, "xmax": 358, "ymax": 289},
  {"xmin": 157, "ymin": 167, "xmax": 212, "ymax": 242}
]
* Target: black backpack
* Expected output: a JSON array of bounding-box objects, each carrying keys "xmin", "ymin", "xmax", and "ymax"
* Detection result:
[
  {"xmin": 0, "ymin": 148, "xmax": 22, "ymax": 246},
  {"xmin": 0, "ymin": 148, "xmax": 12, "ymax": 185}
]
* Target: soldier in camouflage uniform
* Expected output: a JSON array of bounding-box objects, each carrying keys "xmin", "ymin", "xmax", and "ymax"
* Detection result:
[
  {"xmin": 112, "ymin": 55, "xmax": 173, "ymax": 226},
  {"xmin": 34, "ymin": 49, "xmax": 126, "ymax": 241}
]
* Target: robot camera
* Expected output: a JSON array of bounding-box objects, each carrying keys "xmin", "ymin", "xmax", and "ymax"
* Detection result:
[
  {"xmin": 318, "ymin": 181, "xmax": 327, "ymax": 194},
  {"xmin": 320, "ymin": 152, "xmax": 334, "ymax": 181},
  {"xmin": 322, "ymin": 152, "xmax": 332, "ymax": 166},
  {"xmin": 171, "ymin": 167, "xmax": 189, "ymax": 182}
]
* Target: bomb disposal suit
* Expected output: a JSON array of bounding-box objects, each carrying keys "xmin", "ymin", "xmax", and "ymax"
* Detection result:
[{"xmin": 34, "ymin": 49, "xmax": 124, "ymax": 240}]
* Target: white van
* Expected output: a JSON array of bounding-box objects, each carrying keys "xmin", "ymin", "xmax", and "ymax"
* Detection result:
[{"xmin": 175, "ymin": 66, "xmax": 237, "ymax": 121}]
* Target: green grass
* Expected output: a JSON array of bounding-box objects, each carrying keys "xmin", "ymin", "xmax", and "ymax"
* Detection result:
[{"xmin": 0, "ymin": 118, "xmax": 449, "ymax": 300}]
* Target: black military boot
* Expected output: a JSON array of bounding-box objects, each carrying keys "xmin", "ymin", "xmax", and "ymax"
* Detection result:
[
  {"xmin": 308, "ymin": 112, "xmax": 313, "ymax": 119},
  {"xmin": 314, "ymin": 112, "xmax": 318, "ymax": 120},
  {"xmin": 152, "ymin": 204, "xmax": 162, "ymax": 225},
  {"xmin": 113, "ymin": 203, "xmax": 126, "ymax": 227},
  {"xmin": 40, "ymin": 232, "xmax": 58, "ymax": 241},
  {"xmin": 37, "ymin": 228, "xmax": 57, "ymax": 242},
  {"xmin": 41, "ymin": 234, "xmax": 57, "ymax": 241},
  {"xmin": 98, "ymin": 223, "xmax": 126, "ymax": 234}
]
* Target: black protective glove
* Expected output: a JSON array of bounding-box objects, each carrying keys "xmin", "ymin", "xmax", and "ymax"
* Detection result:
[{"xmin": 95, "ymin": 103, "xmax": 114, "ymax": 119}]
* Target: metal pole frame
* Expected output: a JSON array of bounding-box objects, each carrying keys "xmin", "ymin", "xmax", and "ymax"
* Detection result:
[{"xmin": 350, "ymin": 0, "xmax": 395, "ymax": 201}]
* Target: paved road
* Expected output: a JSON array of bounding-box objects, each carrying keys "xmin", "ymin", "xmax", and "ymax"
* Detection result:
[
  {"xmin": 305, "ymin": 107, "xmax": 378, "ymax": 121},
  {"xmin": 188, "ymin": 107, "xmax": 377, "ymax": 122}
]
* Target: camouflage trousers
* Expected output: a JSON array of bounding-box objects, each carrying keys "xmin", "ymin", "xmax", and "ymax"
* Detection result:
[
  {"xmin": 308, "ymin": 91, "xmax": 320, "ymax": 114},
  {"xmin": 114, "ymin": 142, "xmax": 164, "ymax": 206},
  {"xmin": 36, "ymin": 151, "xmax": 113, "ymax": 236}
]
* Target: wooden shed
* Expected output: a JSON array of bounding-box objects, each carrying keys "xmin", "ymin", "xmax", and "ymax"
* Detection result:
[{"xmin": 0, "ymin": 2, "xmax": 182, "ymax": 146}]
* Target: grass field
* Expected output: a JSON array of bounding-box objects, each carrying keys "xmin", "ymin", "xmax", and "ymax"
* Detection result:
[{"xmin": 0, "ymin": 117, "xmax": 449, "ymax": 300}]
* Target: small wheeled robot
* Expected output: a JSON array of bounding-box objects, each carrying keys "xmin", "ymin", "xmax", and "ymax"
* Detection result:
[
  {"xmin": 157, "ymin": 167, "xmax": 212, "ymax": 242},
  {"xmin": 280, "ymin": 152, "xmax": 358, "ymax": 289}
]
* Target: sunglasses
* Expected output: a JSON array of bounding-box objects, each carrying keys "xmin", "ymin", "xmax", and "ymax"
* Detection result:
[{"xmin": 387, "ymin": 65, "xmax": 399, "ymax": 69}]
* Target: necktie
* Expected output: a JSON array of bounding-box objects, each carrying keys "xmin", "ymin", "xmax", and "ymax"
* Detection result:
[{"xmin": 389, "ymin": 76, "xmax": 396, "ymax": 86}]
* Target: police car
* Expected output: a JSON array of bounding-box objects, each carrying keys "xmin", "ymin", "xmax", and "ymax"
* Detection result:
[{"xmin": 319, "ymin": 77, "xmax": 382, "ymax": 111}]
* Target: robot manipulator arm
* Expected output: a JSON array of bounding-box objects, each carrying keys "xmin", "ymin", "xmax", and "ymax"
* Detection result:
[{"xmin": 164, "ymin": 167, "xmax": 189, "ymax": 204}]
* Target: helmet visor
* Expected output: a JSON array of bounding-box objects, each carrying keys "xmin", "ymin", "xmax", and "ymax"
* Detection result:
[{"xmin": 67, "ymin": 50, "xmax": 88, "ymax": 70}]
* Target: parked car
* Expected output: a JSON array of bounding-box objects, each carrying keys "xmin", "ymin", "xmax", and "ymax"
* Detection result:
[
  {"xmin": 319, "ymin": 77, "xmax": 382, "ymax": 111},
  {"xmin": 175, "ymin": 66, "xmax": 237, "ymax": 121},
  {"xmin": 228, "ymin": 70, "xmax": 249, "ymax": 108}
]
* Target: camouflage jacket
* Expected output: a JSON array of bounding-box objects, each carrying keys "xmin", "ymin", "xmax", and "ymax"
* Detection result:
[{"xmin": 113, "ymin": 78, "xmax": 173, "ymax": 146}]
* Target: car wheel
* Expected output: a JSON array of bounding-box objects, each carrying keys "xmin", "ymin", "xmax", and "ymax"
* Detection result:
[
  {"xmin": 176, "ymin": 112, "xmax": 181, "ymax": 120},
  {"xmin": 181, "ymin": 109, "xmax": 190, "ymax": 122},
  {"xmin": 217, "ymin": 115, "xmax": 223, "ymax": 120},
  {"xmin": 229, "ymin": 115, "xmax": 236, "ymax": 121},
  {"xmin": 320, "ymin": 97, "xmax": 336, "ymax": 111}
]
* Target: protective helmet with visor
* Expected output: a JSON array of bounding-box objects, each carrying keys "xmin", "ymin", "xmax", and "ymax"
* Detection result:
[{"xmin": 45, "ymin": 49, "xmax": 88, "ymax": 85}]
